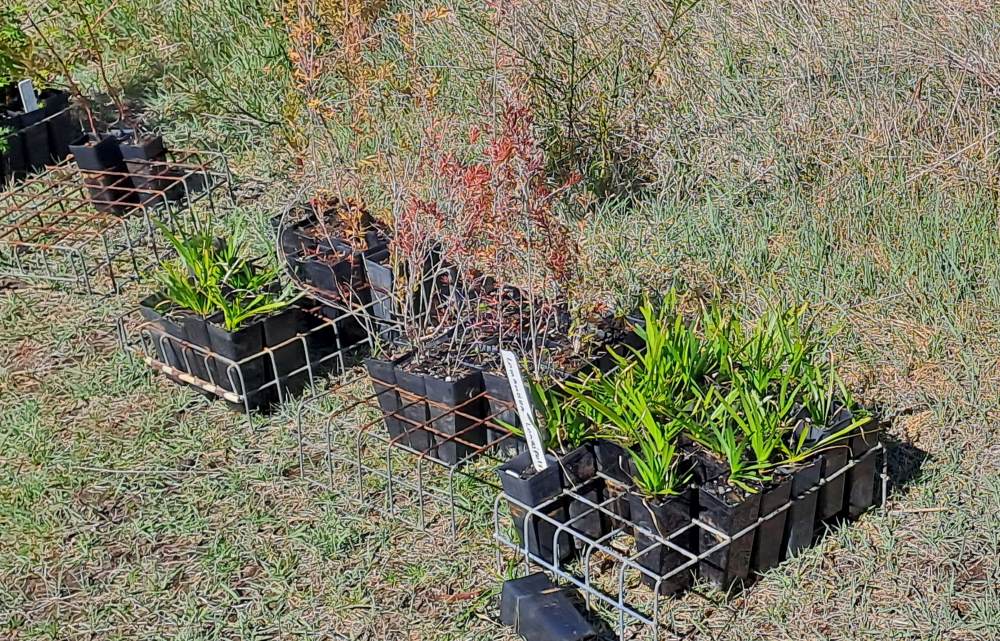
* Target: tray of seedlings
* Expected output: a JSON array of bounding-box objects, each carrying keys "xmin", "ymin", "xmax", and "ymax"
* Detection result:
[
  {"xmin": 119, "ymin": 224, "xmax": 373, "ymax": 425},
  {"xmin": 1, "ymin": 83, "xmax": 81, "ymax": 184},
  {"xmin": 362, "ymin": 268, "xmax": 646, "ymax": 469},
  {"xmin": 276, "ymin": 196, "xmax": 396, "ymax": 337},
  {"xmin": 289, "ymin": 163, "xmax": 662, "ymax": 536},
  {"xmin": 492, "ymin": 298, "xmax": 884, "ymax": 640}
]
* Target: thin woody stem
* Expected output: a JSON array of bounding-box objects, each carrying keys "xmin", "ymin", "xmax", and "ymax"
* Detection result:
[{"xmin": 23, "ymin": 11, "xmax": 97, "ymax": 135}]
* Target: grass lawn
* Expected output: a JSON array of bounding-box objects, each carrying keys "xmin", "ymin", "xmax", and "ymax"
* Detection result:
[{"xmin": 2, "ymin": 199, "xmax": 997, "ymax": 639}]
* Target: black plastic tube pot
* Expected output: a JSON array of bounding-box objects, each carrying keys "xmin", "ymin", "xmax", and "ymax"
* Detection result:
[
  {"xmin": 138, "ymin": 295, "xmax": 185, "ymax": 371},
  {"xmin": 362, "ymin": 249, "xmax": 441, "ymax": 342},
  {"xmin": 280, "ymin": 224, "xmax": 317, "ymax": 283},
  {"xmin": 680, "ymin": 438, "xmax": 729, "ymax": 486},
  {"xmin": 499, "ymin": 572, "xmax": 554, "ymax": 628},
  {"xmin": 558, "ymin": 444, "xmax": 598, "ymax": 488},
  {"xmin": 19, "ymin": 110, "xmax": 49, "ymax": 171},
  {"xmin": 279, "ymin": 223, "xmax": 316, "ymax": 264},
  {"xmin": 499, "ymin": 573, "xmax": 597, "ymax": 641},
  {"xmin": 394, "ymin": 366, "xmax": 435, "ymax": 453},
  {"xmin": 306, "ymin": 307, "xmax": 340, "ymax": 375},
  {"xmin": 2, "ymin": 119, "xmax": 26, "ymax": 179},
  {"xmin": 593, "ymin": 439, "xmax": 631, "ymax": 484},
  {"xmin": 319, "ymin": 305, "xmax": 368, "ymax": 358},
  {"xmin": 592, "ymin": 438, "xmax": 633, "ymax": 525},
  {"xmin": 179, "ymin": 313, "xmax": 213, "ymax": 382},
  {"xmin": 364, "ymin": 357, "xmax": 406, "ymax": 443},
  {"xmin": 40, "ymin": 92, "xmax": 78, "ymax": 162},
  {"xmin": 749, "ymin": 473, "xmax": 792, "ymax": 575},
  {"xmin": 556, "ymin": 444, "xmax": 609, "ymax": 543},
  {"xmin": 120, "ymin": 135, "xmax": 178, "ymax": 205},
  {"xmin": 206, "ymin": 317, "xmax": 274, "ymax": 411},
  {"xmin": 261, "ymin": 305, "xmax": 317, "ymax": 397},
  {"xmin": 362, "ymin": 249, "xmax": 396, "ymax": 341},
  {"xmin": 284, "ymin": 209, "xmax": 385, "ymax": 259},
  {"xmin": 697, "ymin": 483, "xmax": 762, "ymax": 589},
  {"xmin": 424, "ymin": 369, "xmax": 486, "ymax": 464},
  {"xmin": 816, "ymin": 444, "xmax": 850, "ymax": 521},
  {"xmin": 47, "ymin": 111, "xmax": 79, "ymax": 162},
  {"xmin": 69, "ymin": 134, "xmax": 137, "ymax": 213},
  {"xmin": 69, "ymin": 131, "xmax": 124, "ymax": 169},
  {"xmin": 845, "ymin": 423, "xmax": 882, "ymax": 519},
  {"xmin": 591, "ymin": 330, "xmax": 641, "ymax": 374},
  {"xmin": 627, "ymin": 488, "xmax": 696, "ymax": 595},
  {"xmin": 779, "ymin": 457, "xmax": 823, "ymax": 561},
  {"xmin": 497, "ymin": 451, "xmax": 574, "ymax": 565},
  {"xmin": 480, "ymin": 371, "xmax": 526, "ymax": 456},
  {"xmin": 301, "ymin": 252, "xmax": 358, "ymax": 293}
]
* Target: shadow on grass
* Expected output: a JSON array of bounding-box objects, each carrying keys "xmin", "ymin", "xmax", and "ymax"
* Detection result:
[
  {"xmin": 882, "ymin": 431, "xmax": 930, "ymax": 497},
  {"xmin": 564, "ymin": 589, "xmax": 627, "ymax": 641}
]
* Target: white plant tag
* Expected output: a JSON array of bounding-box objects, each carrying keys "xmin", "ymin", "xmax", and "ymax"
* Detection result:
[
  {"xmin": 500, "ymin": 349, "xmax": 549, "ymax": 472},
  {"xmin": 18, "ymin": 79, "xmax": 39, "ymax": 113}
]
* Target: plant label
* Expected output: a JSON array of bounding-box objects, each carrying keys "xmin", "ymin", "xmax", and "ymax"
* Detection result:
[
  {"xmin": 18, "ymin": 79, "xmax": 39, "ymax": 113},
  {"xmin": 500, "ymin": 349, "xmax": 549, "ymax": 472}
]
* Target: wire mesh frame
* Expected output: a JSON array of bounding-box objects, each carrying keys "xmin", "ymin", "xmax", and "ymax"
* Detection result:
[
  {"xmin": 493, "ymin": 443, "xmax": 889, "ymax": 641},
  {"xmin": 295, "ymin": 378, "xmax": 527, "ymax": 537},
  {"xmin": 286, "ymin": 289, "xmax": 643, "ymax": 538},
  {"xmin": 276, "ymin": 200, "xmax": 515, "ymax": 534},
  {"xmin": 0, "ymin": 149, "xmax": 233, "ymax": 295},
  {"xmin": 117, "ymin": 300, "xmax": 375, "ymax": 430}
]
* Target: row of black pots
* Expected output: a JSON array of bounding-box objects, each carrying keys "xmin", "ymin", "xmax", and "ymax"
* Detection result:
[
  {"xmin": 140, "ymin": 295, "xmax": 367, "ymax": 411},
  {"xmin": 361, "ymin": 326, "xmax": 646, "ymax": 466},
  {"xmin": 364, "ymin": 355, "xmax": 494, "ymax": 464},
  {"xmin": 280, "ymin": 219, "xmax": 378, "ymax": 294},
  {"xmin": 1, "ymin": 91, "xmax": 81, "ymax": 183},
  {"xmin": 281, "ymin": 211, "xmax": 478, "ymax": 348},
  {"xmin": 497, "ymin": 444, "xmax": 613, "ymax": 568},
  {"xmin": 281, "ymin": 209, "xmax": 387, "ymax": 264},
  {"xmin": 69, "ymin": 132, "xmax": 188, "ymax": 213},
  {"xmin": 498, "ymin": 425, "xmax": 882, "ymax": 595}
]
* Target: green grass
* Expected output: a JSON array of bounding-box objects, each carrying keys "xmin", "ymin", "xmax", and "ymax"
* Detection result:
[
  {"xmin": 3, "ymin": 0, "xmax": 1000, "ymax": 639},
  {"xmin": 3, "ymin": 209, "xmax": 998, "ymax": 639}
]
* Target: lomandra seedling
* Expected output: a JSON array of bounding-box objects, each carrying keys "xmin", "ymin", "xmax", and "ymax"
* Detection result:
[
  {"xmin": 141, "ymin": 226, "xmax": 326, "ymax": 411},
  {"xmin": 622, "ymin": 408, "xmax": 695, "ymax": 595}
]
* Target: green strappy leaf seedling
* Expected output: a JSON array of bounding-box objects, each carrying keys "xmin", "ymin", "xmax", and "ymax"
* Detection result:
[
  {"xmin": 681, "ymin": 387, "xmax": 757, "ymax": 492},
  {"xmin": 153, "ymin": 225, "xmax": 297, "ymax": 331},
  {"xmin": 780, "ymin": 359, "xmax": 873, "ymax": 466},
  {"xmin": 628, "ymin": 411, "xmax": 688, "ymax": 498},
  {"xmin": 719, "ymin": 378, "xmax": 795, "ymax": 481},
  {"xmin": 153, "ymin": 259, "xmax": 214, "ymax": 316}
]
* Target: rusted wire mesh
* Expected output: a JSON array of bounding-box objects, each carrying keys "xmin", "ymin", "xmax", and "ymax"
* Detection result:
[{"xmin": 0, "ymin": 149, "xmax": 232, "ymax": 295}]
